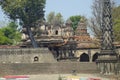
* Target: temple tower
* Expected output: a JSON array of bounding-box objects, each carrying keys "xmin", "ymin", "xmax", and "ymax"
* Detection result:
[
  {"xmin": 96, "ymin": 0, "xmax": 118, "ymax": 74},
  {"xmin": 75, "ymin": 18, "xmax": 91, "ymax": 43},
  {"xmin": 76, "ymin": 18, "xmax": 88, "ymax": 36}
]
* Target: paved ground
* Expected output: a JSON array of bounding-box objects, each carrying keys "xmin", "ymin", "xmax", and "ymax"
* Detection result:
[
  {"xmin": 28, "ymin": 74, "xmax": 113, "ymax": 80},
  {"xmin": 1, "ymin": 73, "xmax": 119, "ymax": 80}
]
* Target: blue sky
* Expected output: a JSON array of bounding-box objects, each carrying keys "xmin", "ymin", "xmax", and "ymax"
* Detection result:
[
  {"xmin": 45, "ymin": 0, "xmax": 93, "ymax": 20},
  {"xmin": 0, "ymin": 0, "xmax": 120, "ymax": 27},
  {"xmin": 45, "ymin": 0, "xmax": 120, "ymax": 20}
]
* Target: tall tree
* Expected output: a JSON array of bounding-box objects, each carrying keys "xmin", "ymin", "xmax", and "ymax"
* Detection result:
[
  {"xmin": 46, "ymin": 12, "xmax": 64, "ymax": 25},
  {"xmin": 90, "ymin": 0, "xmax": 120, "ymax": 42},
  {"xmin": 55, "ymin": 13, "xmax": 64, "ymax": 25},
  {"xmin": 0, "ymin": 0, "xmax": 46, "ymax": 48},
  {"xmin": 46, "ymin": 12, "xmax": 55, "ymax": 24},
  {"xmin": 89, "ymin": 0, "xmax": 102, "ymax": 39}
]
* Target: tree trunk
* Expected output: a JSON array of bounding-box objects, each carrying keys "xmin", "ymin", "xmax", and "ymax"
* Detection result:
[{"xmin": 26, "ymin": 25, "xmax": 38, "ymax": 48}]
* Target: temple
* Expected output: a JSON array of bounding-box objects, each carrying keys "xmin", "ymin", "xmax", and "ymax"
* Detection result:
[
  {"xmin": 20, "ymin": 18, "xmax": 97, "ymax": 60},
  {"xmin": 21, "ymin": 18, "xmax": 96, "ymax": 48}
]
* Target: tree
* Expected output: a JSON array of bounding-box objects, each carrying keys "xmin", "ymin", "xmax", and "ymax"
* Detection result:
[
  {"xmin": 46, "ymin": 12, "xmax": 64, "ymax": 25},
  {"xmin": 0, "ymin": 22, "xmax": 21, "ymax": 45},
  {"xmin": 0, "ymin": 30, "xmax": 12, "ymax": 45},
  {"xmin": 90, "ymin": 0, "xmax": 120, "ymax": 42},
  {"xmin": 69, "ymin": 15, "xmax": 81, "ymax": 31},
  {"xmin": 89, "ymin": 0, "xmax": 102, "ymax": 38},
  {"xmin": 46, "ymin": 12, "xmax": 55, "ymax": 24},
  {"xmin": 55, "ymin": 13, "xmax": 64, "ymax": 25},
  {"xmin": 0, "ymin": 0, "xmax": 46, "ymax": 48},
  {"xmin": 67, "ymin": 15, "xmax": 88, "ymax": 36},
  {"xmin": 8, "ymin": 22, "xmax": 18, "ymax": 30},
  {"xmin": 112, "ymin": 6, "xmax": 120, "ymax": 42}
]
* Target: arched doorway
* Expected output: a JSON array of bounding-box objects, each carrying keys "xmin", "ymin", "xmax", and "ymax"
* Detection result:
[
  {"xmin": 80, "ymin": 53, "xmax": 89, "ymax": 62},
  {"xmin": 92, "ymin": 53, "xmax": 98, "ymax": 62}
]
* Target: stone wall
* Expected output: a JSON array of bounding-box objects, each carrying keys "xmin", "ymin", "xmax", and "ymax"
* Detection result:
[
  {"xmin": 75, "ymin": 48, "xmax": 120, "ymax": 62},
  {"xmin": 0, "ymin": 62, "xmax": 98, "ymax": 76},
  {"xmin": 0, "ymin": 48, "xmax": 119, "ymax": 76},
  {"xmin": 0, "ymin": 47, "xmax": 120, "ymax": 63},
  {"xmin": 0, "ymin": 48, "xmax": 56, "ymax": 63}
]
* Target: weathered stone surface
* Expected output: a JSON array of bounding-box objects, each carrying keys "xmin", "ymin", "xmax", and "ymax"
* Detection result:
[
  {"xmin": 0, "ymin": 48, "xmax": 56, "ymax": 63},
  {"xmin": 0, "ymin": 62, "xmax": 98, "ymax": 76}
]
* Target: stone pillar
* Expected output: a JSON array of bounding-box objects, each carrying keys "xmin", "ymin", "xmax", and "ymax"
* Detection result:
[
  {"xmin": 88, "ymin": 49, "xmax": 92, "ymax": 62},
  {"xmin": 96, "ymin": 0, "xmax": 118, "ymax": 74}
]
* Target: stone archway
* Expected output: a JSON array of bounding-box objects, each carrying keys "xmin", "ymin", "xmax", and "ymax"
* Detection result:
[
  {"xmin": 80, "ymin": 53, "xmax": 89, "ymax": 62},
  {"xmin": 92, "ymin": 53, "xmax": 99, "ymax": 62}
]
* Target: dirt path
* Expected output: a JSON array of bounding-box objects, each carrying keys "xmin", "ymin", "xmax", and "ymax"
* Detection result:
[{"xmin": 29, "ymin": 74, "xmax": 110, "ymax": 80}]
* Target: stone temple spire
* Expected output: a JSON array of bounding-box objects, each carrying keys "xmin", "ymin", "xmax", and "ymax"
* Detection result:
[
  {"xmin": 76, "ymin": 18, "xmax": 88, "ymax": 36},
  {"xmin": 96, "ymin": 0, "xmax": 118, "ymax": 74}
]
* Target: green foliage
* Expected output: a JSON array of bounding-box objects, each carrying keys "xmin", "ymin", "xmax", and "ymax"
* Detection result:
[
  {"xmin": 0, "ymin": 0, "xmax": 46, "ymax": 25},
  {"xmin": 46, "ymin": 12, "xmax": 55, "ymax": 24},
  {"xmin": 69, "ymin": 15, "xmax": 81, "ymax": 31},
  {"xmin": 67, "ymin": 15, "xmax": 87, "ymax": 35},
  {"xmin": 0, "ymin": 22, "xmax": 21, "ymax": 45},
  {"xmin": 46, "ymin": 12, "xmax": 64, "ymax": 25},
  {"xmin": 90, "ymin": 0, "xmax": 120, "ymax": 42},
  {"xmin": 112, "ymin": 6, "xmax": 120, "ymax": 21},
  {"xmin": 8, "ymin": 22, "xmax": 18, "ymax": 30},
  {"xmin": 0, "ymin": 0, "xmax": 46, "ymax": 47},
  {"xmin": 55, "ymin": 13, "xmax": 64, "ymax": 25},
  {"xmin": 113, "ymin": 19, "xmax": 120, "ymax": 42},
  {"xmin": 112, "ymin": 6, "xmax": 120, "ymax": 42},
  {"xmin": 0, "ymin": 30, "xmax": 12, "ymax": 45}
]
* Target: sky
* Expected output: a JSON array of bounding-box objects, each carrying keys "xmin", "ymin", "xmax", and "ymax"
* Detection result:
[
  {"xmin": 45, "ymin": 0, "xmax": 93, "ymax": 20},
  {"xmin": 45, "ymin": 0, "xmax": 120, "ymax": 19},
  {"xmin": 0, "ymin": 0, "xmax": 120, "ymax": 27}
]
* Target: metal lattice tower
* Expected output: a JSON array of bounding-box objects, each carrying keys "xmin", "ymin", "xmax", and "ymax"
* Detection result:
[{"xmin": 96, "ymin": 0, "xmax": 118, "ymax": 74}]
